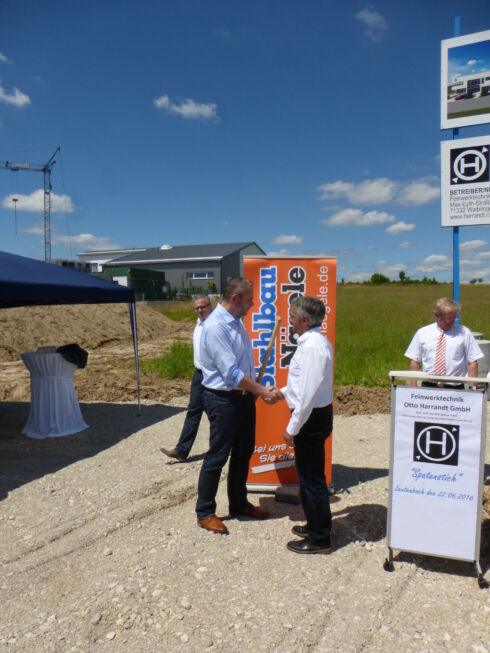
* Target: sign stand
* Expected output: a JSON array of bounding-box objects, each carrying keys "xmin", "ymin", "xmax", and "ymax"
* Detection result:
[{"xmin": 384, "ymin": 370, "xmax": 489, "ymax": 589}]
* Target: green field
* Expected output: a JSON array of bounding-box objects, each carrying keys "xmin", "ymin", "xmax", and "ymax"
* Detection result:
[
  {"xmin": 335, "ymin": 284, "xmax": 490, "ymax": 386},
  {"xmin": 146, "ymin": 285, "xmax": 490, "ymax": 387}
]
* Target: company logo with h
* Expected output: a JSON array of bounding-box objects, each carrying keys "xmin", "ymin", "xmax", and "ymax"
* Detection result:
[{"xmin": 413, "ymin": 421, "xmax": 459, "ymax": 466}]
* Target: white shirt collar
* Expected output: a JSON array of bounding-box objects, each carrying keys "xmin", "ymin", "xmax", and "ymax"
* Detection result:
[{"xmin": 297, "ymin": 326, "xmax": 321, "ymax": 343}]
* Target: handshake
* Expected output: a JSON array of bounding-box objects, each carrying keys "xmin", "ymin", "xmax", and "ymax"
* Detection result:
[{"xmin": 260, "ymin": 386, "xmax": 284, "ymax": 405}]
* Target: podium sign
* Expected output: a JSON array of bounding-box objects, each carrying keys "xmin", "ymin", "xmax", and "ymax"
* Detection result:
[{"xmin": 388, "ymin": 385, "xmax": 485, "ymax": 562}]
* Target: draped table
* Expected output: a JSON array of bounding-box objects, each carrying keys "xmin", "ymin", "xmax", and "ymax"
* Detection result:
[{"xmin": 21, "ymin": 351, "xmax": 88, "ymax": 438}]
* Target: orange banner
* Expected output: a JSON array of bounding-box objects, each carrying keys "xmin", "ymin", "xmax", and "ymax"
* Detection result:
[{"xmin": 243, "ymin": 256, "xmax": 336, "ymax": 489}]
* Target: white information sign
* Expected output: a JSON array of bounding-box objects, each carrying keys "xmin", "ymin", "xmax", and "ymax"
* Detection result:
[
  {"xmin": 441, "ymin": 29, "xmax": 490, "ymax": 130},
  {"xmin": 389, "ymin": 386, "xmax": 484, "ymax": 561},
  {"xmin": 441, "ymin": 136, "xmax": 490, "ymax": 227}
]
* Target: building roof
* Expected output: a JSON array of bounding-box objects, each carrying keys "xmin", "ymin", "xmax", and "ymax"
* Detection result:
[{"xmin": 102, "ymin": 242, "xmax": 264, "ymax": 265}]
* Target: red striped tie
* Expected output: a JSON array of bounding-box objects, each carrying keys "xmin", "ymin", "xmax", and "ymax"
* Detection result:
[{"xmin": 434, "ymin": 331, "xmax": 446, "ymax": 375}]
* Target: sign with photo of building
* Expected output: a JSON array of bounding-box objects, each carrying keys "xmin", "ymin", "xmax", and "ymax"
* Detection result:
[
  {"xmin": 441, "ymin": 135, "xmax": 490, "ymax": 227},
  {"xmin": 441, "ymin": 29, "xmax": 490, "ymax": 129}
]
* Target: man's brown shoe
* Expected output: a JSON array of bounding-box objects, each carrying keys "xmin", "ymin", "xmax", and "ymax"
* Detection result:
[
  {"xmin": 231, "ymin": 501, "xmax": 270, "ymax": 520},
  {"xmin": 160, "ymin": 446, "xmax": 186, "ymax": 462},
  {"xmin": 197, "ymin": 515, "xmax": 229, "ymax": 535}
]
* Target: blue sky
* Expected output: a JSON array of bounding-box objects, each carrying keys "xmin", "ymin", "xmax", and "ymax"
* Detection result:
[
  {"xmin": 1, "ymin": 0, "xmax": 490, "ymax": 282},
  {"xmin": 448, "ymin": 39, "xmax": 490, "ymax": 83}
]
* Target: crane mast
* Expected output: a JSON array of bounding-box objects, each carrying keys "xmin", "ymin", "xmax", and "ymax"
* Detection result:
[{"xmin": 0, "ymin": 146, "xmax": 61, "ymax": 262}]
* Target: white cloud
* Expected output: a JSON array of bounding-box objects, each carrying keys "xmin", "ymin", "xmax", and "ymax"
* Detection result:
[
  {"xmin": 271, "ymin": 234, "xmax": 303, "ymax": 245},
  {"xmin": 317, "ymin": 178, "xmax": 396, "ymax": 205},
  {"xmin": 20, "ymin": 224, "xmax": 122, "ymax": 251},
  {"xmin": 153, "ymin": 94, "xmax": 218, "ymax": 120},
  {"xmin": 267, "ymin": 248, "xmax": 289, "ymax": 256},
  {"xmin": 385, "ymin": 220, "xmax": 415, "ymax": 234},
  {"xmin": 397, "ymin": 180, "xmax": 440, "ymax": 205},
  {"xmin": 0, "ymin": 52, "xmax": 12, "ymax": 64},
  {"xmin": 22, "ymin": 224, "xmax": 44, "ymax": 236},
  {"xmin": 416, "ymin": 254, "xmax": 452, "ymax": 273},
  {"xmin": 55, "ymin": 233, "xmax": 122, "ymax": 250},
  {"xmin": 317, "ymin": 177, "xmax": 439, "ymax": 207},
  {"xmin": 348, "ymin": 271, "xmax": 372, "ymax": 282},
  {"xmin": 467, "ymin": 59, "xmax": 479, "ymax": 66},
  {"xmin": 0, "ymin": 83, "xmax": 31, "ymax": 107},
  {"xmin": 476, "ymin": 251, "xmax": 490, "ymax": 259},
  {"xmin": 376, "ymin": 261, "xmax": 406, "ymax": 277},
  {"xmin": 355, "ymin": 8, "xmax": 388, "ymax": 41},
  {"xmin": 399, "ymin": 241, "xmax": 410, "ymax": 248},
  {"xmin": 460, "ymin": 239, "xmax": 486, "ymax": 251},
  {"xmin": 323, "ymin": 208, "xmax": 396, "ymax": 227},
  {"xmin": 2, "ymin": 189, "xmax": 74, "ymax": 213}
]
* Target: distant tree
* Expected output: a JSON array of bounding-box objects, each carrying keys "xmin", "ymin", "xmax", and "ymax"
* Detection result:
[
  {"xmin": 370, "ymin": 272, "xmax": 390, "ymax": 285},
  {"xmin": 399, "ymin": 270, "xmax": 407, "ymax": 283},
  {"xmin": 470, "ymin": 277, "xmax": 484, "ymax": 284}
]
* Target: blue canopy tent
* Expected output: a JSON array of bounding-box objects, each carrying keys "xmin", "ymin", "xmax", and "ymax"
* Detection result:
[{"xmin": 0, "ymin": 250, "xmax": 141, "ymax": 412}]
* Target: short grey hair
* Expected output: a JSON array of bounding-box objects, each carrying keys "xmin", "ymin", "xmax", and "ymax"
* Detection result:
[
  {"xmin": 433, "ymin": 297, "xmax": 460, "ymax": 315},
  {"xmin": 223, "ymin": 278, "xmax": 253, "ymax": 301},
  {"xmin": 193, "ymin": 294, "xmax": 211, "ymax": 305},
  {"xmin": 291, "ymin": 296, "xmax": 325, "ymax": 328}
]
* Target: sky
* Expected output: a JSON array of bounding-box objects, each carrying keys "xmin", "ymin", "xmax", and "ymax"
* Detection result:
[
  {"xmin": 448, "ymin": 39, "xmax": 490, "ymax": 83},
  {"xmin": 1, "ymin": 0, "xmax": 490, "ymax": 282}
]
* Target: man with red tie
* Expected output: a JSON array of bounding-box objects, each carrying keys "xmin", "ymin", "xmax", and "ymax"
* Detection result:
[{"xmin": 405, "ymin": 297, "xmax": 483, "ymax": 388}]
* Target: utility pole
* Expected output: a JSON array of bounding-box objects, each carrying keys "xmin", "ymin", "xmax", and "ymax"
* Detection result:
[{"xmin": 0, "ymin": 146, "xmax": 61, "ymax": 262}]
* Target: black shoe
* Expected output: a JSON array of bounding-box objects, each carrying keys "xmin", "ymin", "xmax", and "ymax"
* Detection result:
[
  {"xmin": 291, "ymin": 524, "xmax": 311, "ymax": 538},
  {"xmin": 160, "ymin": 447, "xmax": 187, "ymax": 462},
  {"xmin": 287, "ymin": 538, "xmax": 332, "ymax": 555}
]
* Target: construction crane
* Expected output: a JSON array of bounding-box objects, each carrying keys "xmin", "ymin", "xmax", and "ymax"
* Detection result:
[{"xmin": 0, "ymin": 146, "xmax": 60, "ymax": 262}]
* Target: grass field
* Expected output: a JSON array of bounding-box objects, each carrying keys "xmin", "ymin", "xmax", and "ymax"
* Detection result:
[
  {"xmin": 335, "ymin": 284, "xmax": 490, "ymax": 386},
  {"xmin": 146, "ymin": 285, "xmax": 490, "ymax": 387}
]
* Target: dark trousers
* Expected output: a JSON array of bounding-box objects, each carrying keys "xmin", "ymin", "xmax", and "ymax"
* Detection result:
[
  {"xmin": 175, "ymin": 368, "xmax": 205, "ymax": 458},
  {"xmin": 422, "ymin": 381, "xmax": 464, "ymax": 390},
  {"xmin": 196, "ymin": 389, "xmax": 255, "ymax": 519},
  {"xmin": 294, "ymin": 405, "xmax": 333, "ymax": 545}
]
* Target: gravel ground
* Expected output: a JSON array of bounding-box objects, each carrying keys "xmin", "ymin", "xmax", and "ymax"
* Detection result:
[{"xmin": 1, "ymin": 400, "xmax": 489, "ymax": 653}]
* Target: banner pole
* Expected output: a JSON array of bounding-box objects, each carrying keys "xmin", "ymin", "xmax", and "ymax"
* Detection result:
[{"xmin": 452, "ymin": 16, "xmax": 461, "ymax": 318}]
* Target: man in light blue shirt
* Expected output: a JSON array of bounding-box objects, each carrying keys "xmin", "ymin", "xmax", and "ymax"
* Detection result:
[{"xmin": 196, "ymin": 278, "xmax": 280, "ymax": 534}]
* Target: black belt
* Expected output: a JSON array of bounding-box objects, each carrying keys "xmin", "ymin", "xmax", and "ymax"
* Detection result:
[
  {"xmin": 204, "ymin": 387, "xmax": 248, "ymax": 397},
  {"xmin": 422, "ymin": 381, "xmax": 465, "ymax": 390}
]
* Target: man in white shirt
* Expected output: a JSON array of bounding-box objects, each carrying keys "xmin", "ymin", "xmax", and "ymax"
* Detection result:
[
  {"xmin": 405, "ymin": 297, "xmax": 483, "ymax": 388},
  {"xmin": 280, "ymin": 296, "xmax": 334, "ymax": 555},
  {"xmin": 160, "ymin": 295, "xmax": 212, "ymax": 462}
]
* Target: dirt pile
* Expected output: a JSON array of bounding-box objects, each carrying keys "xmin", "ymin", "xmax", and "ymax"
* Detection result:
[
  {"xmin": 333, "ymin": 384, "xmax": 390, "ymax": 415},
  {"xmin": 0, "ymin": 303, "xmax": 181, "ymax": 363}
]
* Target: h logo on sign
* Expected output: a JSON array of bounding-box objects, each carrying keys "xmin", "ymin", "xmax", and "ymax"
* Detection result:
[
  {"xmin": 413, "ymin": 421, "xmax": 459, "ymax": 466},
  {"xmin": 450, "ymin": 145, "xmax": 489, "ymax": 185}
]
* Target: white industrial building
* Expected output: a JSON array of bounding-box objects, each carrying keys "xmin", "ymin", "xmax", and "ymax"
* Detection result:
[{"xmin": 451, "ymin": 71, "xmax": 490, "ymax": 97}]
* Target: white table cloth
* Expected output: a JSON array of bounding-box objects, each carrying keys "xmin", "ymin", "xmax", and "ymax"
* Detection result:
[{"xmin": 21, "ymin": 351, "xmax": 88, "ymax": 438}]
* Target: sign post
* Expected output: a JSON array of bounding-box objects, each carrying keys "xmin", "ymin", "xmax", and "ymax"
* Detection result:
[{"xmin": 384, "ymin": 371, "xmax": 489, "ymax": 588}]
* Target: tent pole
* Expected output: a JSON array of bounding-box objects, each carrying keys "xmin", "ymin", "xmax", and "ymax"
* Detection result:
[{"xmin": 128, "ymin": 301, "xmax": 141, "ymax": 415}]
